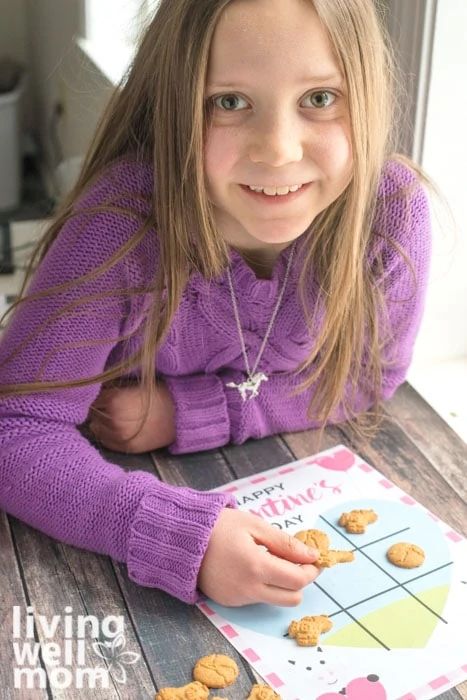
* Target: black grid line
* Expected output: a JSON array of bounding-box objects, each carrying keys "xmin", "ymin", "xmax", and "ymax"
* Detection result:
[
  {"xmin": 313, "ymin": 579, "xmax": 391, "ymax": 650},
  {"xmin": 311, "ymin": 514, "xmax": 453, "ymax": 649},
  {"xmin": 328, "ymin": 560, "xmax": 453, "ymax": 616}
]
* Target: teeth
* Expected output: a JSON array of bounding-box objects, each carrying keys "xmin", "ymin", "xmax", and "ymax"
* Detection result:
[{"xmin": 248, "ymin": 184, "xmax": 303, "ymax": 196}]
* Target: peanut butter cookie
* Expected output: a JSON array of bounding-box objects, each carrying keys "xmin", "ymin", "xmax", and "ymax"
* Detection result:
[
  {"xmin": 192, "ymin": 653, "xmax": 239, "ymax": 689},
  {"xmin": 294, "ymin": 528, "xmax": 354, "ymax": 567},
  {"xmin": 317, "ymin": 549, "xmax": 355, "ymax": 567},
  {"xmin": 387, "ymin": 542, "xmax": 425, "ymax": 568},
  {"xmin": 156, "ymin": 680, "xmax": 209, "ymax": 700},
  {"xmin": 247, "ymin": 684, "xmax": 283, "ymax": 699},
  {"xmin": 339, "ymin": 509, "xmax": 378, "ymax": 534},
  {"xmin": 288, "ymin": 614, "xmax": 333, "ymax": 646},
  {"xmin": 294, "ymin": 528, "xmax": 330, "ymax": 551}
]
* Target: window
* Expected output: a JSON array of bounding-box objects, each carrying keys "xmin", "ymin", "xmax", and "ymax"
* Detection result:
[{"xmin": 78, "ymin": 0, "xmax": 160, "ymax": 84}]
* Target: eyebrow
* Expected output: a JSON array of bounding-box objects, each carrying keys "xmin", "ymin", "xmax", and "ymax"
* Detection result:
[{"xmin": 206, "ymin": 74, "xmax": 345, "ymax": 89}]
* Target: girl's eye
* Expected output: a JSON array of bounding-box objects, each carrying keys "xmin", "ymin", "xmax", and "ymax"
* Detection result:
[
  {"xmin": 302, "ymin": 91, "xmax": 336, "ymax": 108},
  {"xmin": 213, "ymin": 94, "xmax": 248, "ymax": 111}
]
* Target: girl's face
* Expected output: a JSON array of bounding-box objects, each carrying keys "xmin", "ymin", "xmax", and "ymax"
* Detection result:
[{"xmin": 204, "ymin": 0, "xmax": 353, "ymax": 259}]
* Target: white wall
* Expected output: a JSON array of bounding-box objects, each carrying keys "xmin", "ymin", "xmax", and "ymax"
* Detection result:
[
  {"xmin": 24, "ymin": 0, "xmax": 113, "ymax": 171},
  {"xmin": 412, "ymin": 0, "xmax": 467, "ymax": 363},
  {"xmin": 0, "ymin": 0, "xmax": 28, "ymax": 63},
  {"xmin": 0, "ymin": 0, "xmax": 113, "ymax": 175},
  {"xmin": 0, "ymin": 0, "xmax": 33, "ymax": 130}
]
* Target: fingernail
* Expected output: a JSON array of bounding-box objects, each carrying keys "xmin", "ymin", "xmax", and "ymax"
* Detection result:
[{"xmin": 307, "ymin": 547, "xmax": 319, "ymax": 559}]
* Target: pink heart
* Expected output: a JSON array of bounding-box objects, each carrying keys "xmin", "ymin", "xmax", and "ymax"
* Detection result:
[
  {"xmin": 316, "ymin": 676, "xmax": 387, "ymax": 700},
  {"xmin": 313, "ymin": 448, "xmax": 355, "ymax": 472}
]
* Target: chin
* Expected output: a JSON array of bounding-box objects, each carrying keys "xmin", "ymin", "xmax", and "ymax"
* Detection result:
[{"xmin": 247, "ymin": 225, "xmax": 310, "ymax": 247}]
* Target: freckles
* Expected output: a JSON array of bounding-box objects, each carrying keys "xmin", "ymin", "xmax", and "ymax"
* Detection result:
[
  {"xmin": 314, "ymin": 124, "xmax": 352, "ymax": 173},
  {"xmin": 205, "ymin": 129, "xmax": 240, "ymax": 177}
]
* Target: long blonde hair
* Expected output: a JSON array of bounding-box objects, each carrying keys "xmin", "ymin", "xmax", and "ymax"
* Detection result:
[{"xmin": 0, "ymin": 0, "xmax": 422, "ymax": 432}]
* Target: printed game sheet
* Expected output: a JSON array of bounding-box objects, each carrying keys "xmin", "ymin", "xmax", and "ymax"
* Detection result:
[{"xmin": 198, "ymin": 445, "xmax": 467, "ymax": 700}]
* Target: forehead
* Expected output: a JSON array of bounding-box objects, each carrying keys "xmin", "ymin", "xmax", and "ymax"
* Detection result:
[{"xmin": 207, "ymin": 0, "xmax": 342, "ymax": 86}]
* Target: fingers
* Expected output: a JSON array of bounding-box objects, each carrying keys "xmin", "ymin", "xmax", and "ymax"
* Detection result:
[
  {"xmin": 253, "ymin": 520, "xmax": 320, "ymax": 565},
  {"xmin": 262, "ymin": 555, "xmax": 320, "ymax": 592},
  {"xmin": 260, "ymin": 581, "xmax": 309, "ymax": 607},
  {"xmin": 199, "ymin": 510, "xmax": 322, "ymax": 608}
]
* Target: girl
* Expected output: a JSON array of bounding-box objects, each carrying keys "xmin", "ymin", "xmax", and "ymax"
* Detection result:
[{"xmin": 0, "ymin": 0, "xmax": 431, "ymax": 607}]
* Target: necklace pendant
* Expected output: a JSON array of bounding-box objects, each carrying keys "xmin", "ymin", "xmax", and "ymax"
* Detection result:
[{"xmin": 226, "ymin": 372, "xmax": 268, "ymax": 401}]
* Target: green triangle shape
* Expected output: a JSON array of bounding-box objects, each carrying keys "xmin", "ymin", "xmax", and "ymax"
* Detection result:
[{"xmin": 324, "ymin": 585, "xmax": 450, "ymax": 649}]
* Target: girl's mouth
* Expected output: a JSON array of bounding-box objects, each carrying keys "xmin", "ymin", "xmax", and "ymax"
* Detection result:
[{"xmin": 240, "ymin": 182, "xmax": 312, "ymax": 203}]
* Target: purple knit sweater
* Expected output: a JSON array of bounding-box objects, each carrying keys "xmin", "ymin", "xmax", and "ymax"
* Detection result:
[{"xmin": 0, "ymin": 159, "xmax": 431, "ymax": 603}]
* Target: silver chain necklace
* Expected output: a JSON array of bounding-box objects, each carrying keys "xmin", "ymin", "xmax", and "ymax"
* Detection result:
[{"xmin": 225, "ymin": 241, "xmax": 296, "ymax": 401}]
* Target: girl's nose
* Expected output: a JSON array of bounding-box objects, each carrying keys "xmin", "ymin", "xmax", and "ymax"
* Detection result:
[{"xmin": 248, "ymin": 111, "xmax": 304, "ymax": 167}]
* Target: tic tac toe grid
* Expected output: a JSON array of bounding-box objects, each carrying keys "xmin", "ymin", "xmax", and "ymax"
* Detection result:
[{"xmin": 311, "ymin": 510, "xmax": 454, "ymax": 650}]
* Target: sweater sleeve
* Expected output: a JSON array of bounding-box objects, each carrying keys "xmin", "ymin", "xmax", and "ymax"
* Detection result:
[
  {"xmin": 0, "ymin": 165, "xmax": 236, "ymax": 604},
  {"xmin": 166, "ymin": 162, "xmax": 431, "ymax": 451},
  {"xmin": 165, "ymin": 369, "xmax": 323, "ymax": 452}
]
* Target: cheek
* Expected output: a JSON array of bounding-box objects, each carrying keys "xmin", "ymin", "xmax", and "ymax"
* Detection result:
[
  {"xmin": 312, "ymin": 123, "xmax": 353, "ymax": 177},
  {"xmin": 204, "ymin": 128, "xmax": 240, "ymax": 184}
]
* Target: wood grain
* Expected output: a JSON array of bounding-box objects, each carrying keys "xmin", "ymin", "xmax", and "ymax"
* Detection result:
[
  {"xmin": 2, "ymin": 384, "xmax": 465, "ymax": 699},
  {"xmin": 97, "ymin": 446, "xmax": 258, "ymax": 696},
  {"xmin": 111, "ymin": 560, "xmax": 257, "ymax": 696},
  {"xmin": 384, "ymin": 383, "xmax": 467, "ymax": 502},
  {"xmin": 338, "ymin": 414, "xmax": 467, "ymax": 537},
  {"xmin": 221, "ymin": 434, "xmax": 295, "ymax": 477},
  {"xmin": 8, "ymin": 517, "xmax": 146, "ymax": 699},
  {"xmin": 0, "ymin": 512, "xmax": 49, "ymax": 700},
  {"xmin": 152, "ymin": 448, "xmax": 237, "ymax": 490}
]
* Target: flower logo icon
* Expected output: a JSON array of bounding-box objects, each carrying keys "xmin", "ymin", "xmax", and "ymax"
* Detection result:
[{"xmin": 92, "ymin": 632, "xmax": 140, "ymax": 684}]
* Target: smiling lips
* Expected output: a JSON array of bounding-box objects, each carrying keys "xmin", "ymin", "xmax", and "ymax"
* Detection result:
[{"xmin": 247, "ymin": 183, "xmax": 305, "ymax": 196}]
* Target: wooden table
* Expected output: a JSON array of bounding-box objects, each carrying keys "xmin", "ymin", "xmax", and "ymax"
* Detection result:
[{"xmin": 1, "ymin": 382, "xmax": 466, "ymax": 700}]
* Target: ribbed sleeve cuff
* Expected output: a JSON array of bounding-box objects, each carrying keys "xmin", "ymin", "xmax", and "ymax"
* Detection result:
[
  {"xmin": 164, "ymin": 374, "xmax": 231, "ymax": 454},
  {"xmin": 127, "ymin": 481, "xmax": 237, "ymax": 603}
]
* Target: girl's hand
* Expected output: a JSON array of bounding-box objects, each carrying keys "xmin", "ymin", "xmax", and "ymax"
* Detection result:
[
  {"xmin": 198, "ymin": 508, "xmax": 321, "ymax": 607},
  {"xmin": 89, "ymin": 381, "xmax": 176, "ymax": 453}
]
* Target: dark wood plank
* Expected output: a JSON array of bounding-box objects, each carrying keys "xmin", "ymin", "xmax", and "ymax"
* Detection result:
[
  {"xmin": 1, "ymin": 512, "xmax": 49, "ymax": 700},
  {"xmin": 61, "ymin": 545, "xmax": 156, "ymax": 696},
  {"xmin": 151, "ymin": 447, "xmax": 237, "ymax": 490},
  {"xmin": 220, "ymin": 434, "xmax": 295, "ymax": 477},
  {"xmin": 435, "ymin": 690, "xmax": 463, "ymax": 700},
  {"xmin": 384, "ymin": 383, "xmax": 467, "ymax": 502},
  {"xmin": 456, "ymin": 681, "xmax": 467, "ymax": 700},
  {"xmin": 103, "ymin": 443, "xmax": 263, "ymax": 692},
  {"xmin": 104, "ymin": 447, "xmax": 257, "ymax": 695},
  {"xmin": 282, "ymin": 424, "xmax": 349, "ymax": 461},
  {"xmin": 3, "ymin": 433, "xmax": 176, "ymax": 698},
  {"xmin": 8, "ymin": 517, "xmax": 149, "ymax": 699},
  {"xmin": 322, "ymin": 417, "xmax": 467, "ymax": 537},
  {"xmin": 110, "ymin": 563, "xmax": 257, "ymax": 695}
]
